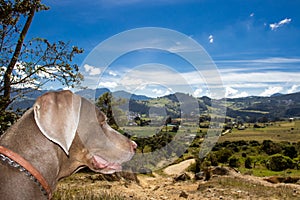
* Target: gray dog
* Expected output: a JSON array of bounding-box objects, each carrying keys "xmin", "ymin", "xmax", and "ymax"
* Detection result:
[{"xmin": 0, "ymin": 90, "xmax": 136, "ymax": 199}]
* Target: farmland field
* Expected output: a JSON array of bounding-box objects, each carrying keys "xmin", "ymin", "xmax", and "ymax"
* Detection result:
[{"xmin": 218, "ymin": 120, "xmax": 300, "ymax": 143}]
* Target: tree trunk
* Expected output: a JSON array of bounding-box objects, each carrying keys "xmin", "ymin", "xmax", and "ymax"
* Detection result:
[{"xmin": 2, "ymin": 5, "xmax": 36, "ymax": 110}]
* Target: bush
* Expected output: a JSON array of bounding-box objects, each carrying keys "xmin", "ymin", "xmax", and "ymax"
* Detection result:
[
  {"xmin": 216, "ymin": 148, "xmax": 233, "ymax": 163},
  {"xmin": 266, "ymin": 154, "xmax": 295, "ymax": 171},
  {"xmin": 207, "ymin": 153, "xmax": 219, "ymax": 166},
  {"xmin": 249, "ymin": 140, "xmax": 260, "ymax": 147},
  {"xmin": 0, "ymin": 110, "xmax": 19, "ymax": 135},
  {"xmin": 261, "ymin": 140, "xmax": 282, "ymax": 155},
  {"xmin": 229, "ymin": 156, "xmax": 240, "ymax": 168},
  {"xmin": 283, "ymin": 145, "xmax": 298, "ymax": 159},
  {"xmin": 245, "ymin": 157, "xmax": 252, "ymax": 169}
]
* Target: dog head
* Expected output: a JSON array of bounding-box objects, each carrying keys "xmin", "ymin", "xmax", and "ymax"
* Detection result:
[{"xmin": 33, "ymin": 90, "xmax": 136, "ymax": 174}]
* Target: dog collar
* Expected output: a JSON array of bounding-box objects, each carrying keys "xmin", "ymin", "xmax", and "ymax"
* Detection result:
[{"xmin": 0, "ymin": 146, "xmax": 52, "ymax": 199}]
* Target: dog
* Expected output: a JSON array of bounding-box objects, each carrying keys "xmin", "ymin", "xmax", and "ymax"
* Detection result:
[{"xmin": 0, "ymin": 90, "xmax": 136, "ymax": 199}]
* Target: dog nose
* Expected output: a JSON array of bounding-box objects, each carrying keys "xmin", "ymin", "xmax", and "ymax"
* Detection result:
[{"xmin": 131, "ymin": 141, "xmax": 138, "ymax": 150}]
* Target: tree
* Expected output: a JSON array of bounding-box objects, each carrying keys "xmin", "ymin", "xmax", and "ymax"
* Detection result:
[
  {"xmin": 0, "ymin": 0, "xmax": 83, "ymax": 134},
  {"xmin": 96, "ymin": 92, "xmax": 119, "ymax": 130},
  {"xmin": 266, "ymin": 154, "xmax": 295, "ymax": 171},
  {"xmin": 283, "ymin": 145, "xmax": 298, "ymax": 159},
  {"xmin": 261, "ymin": 140, "xmax": 282, "ymax": 155},
  {"xmin": 229, "ymin": 156, "xmax": 240, "ymax": 168},
  {"xmin": 245, "ymin": 157, "xmax": 252, "ymax": 169}
]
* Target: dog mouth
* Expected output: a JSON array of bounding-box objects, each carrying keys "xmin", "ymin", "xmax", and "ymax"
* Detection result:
[{"xmin": 91, "ymin": 155, "xmax": 122, "ymax": 174}]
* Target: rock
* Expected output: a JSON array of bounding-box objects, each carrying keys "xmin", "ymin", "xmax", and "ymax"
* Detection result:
[
  {"xmin": 211, "ymin": 167, "xmax": 230, "ymax": 176},
  {"xmin": 264, "ymin": 176, "xmax": 300, "ymax": 184},
  {"xmin": 179, "ymin": 191, "xmax": 188, "ymax": 198},
  {"xmin": 174, "ymin": 173, "xmax": 191, "ymax": 182},
  {"xmin": 194, "ymin": 172, "xmax": 205, "ymax": 180},
  {"xmin": 152, "ymin": 185, "xmax": 160, "ymax": 191},
  {"xmin": 139, "ymin": 167, "xmax": 152, "ymax": 174}
]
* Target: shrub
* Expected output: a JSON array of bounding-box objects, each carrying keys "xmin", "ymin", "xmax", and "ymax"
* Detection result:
[
  {"xmin": 283, "ymin": 145, "xmax": 298, "ymax": 159},
  {"xmin": 266, "ymin": 154, "xmax": 295, "ymax": 171},
  {"xmin": 229, "ymin": 156, "xmax": 240, "ymax": 168},
  {"xmin": 228, "ymin": 143, "xmax": 239, "ymax": 152},
  {"xmin": 0, "ymin": 110, "xmax": 19, "ymax": 135},
  {"xmin": 249, "ymin": 140, "xmax": 260, "ymax": 146},
  {"xmin": 261, "ymin": 140, "xmax": 282, "ymax": 155},
  {"xmin": 245, "ymin": 157, "xmax": 252, "ymax": 169},
  {"xmin": 207, "ymin": 153, "xmax": 219, "ymax": 166},
  {"xmin": 216, "ymin": 148, "xmax": 233, "ymax": 163}
]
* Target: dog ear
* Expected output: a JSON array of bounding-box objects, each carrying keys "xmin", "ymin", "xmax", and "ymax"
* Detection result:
[{"xmin": 33, "ymin": 90, "xmax": 81, "ymax": 155}]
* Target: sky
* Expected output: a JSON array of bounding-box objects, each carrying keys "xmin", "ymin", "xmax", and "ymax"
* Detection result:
[{"xmin": 27, "ymin": 0, "xmax": 300, "ymax": 98}]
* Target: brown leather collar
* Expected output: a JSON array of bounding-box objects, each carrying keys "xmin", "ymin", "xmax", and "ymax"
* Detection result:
[{"xmin": 0, "ymin": 146, "xmax": 52, "ymax": 199}]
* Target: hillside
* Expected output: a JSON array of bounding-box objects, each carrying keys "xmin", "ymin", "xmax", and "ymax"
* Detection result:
[
  {"xmin": 224, "ymin": 92, "xmax": 300, "ymax": 121},
  {"xmin": 8, "ymin": 88, "xmax": 300, "ymax": 121},
  {"xmin": 53, "ymin": 164, "xmax": 300, "ymax": 200}
]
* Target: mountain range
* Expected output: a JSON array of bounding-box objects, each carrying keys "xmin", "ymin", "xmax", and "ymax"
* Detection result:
[{"xmin": 8, "ymin": 88, "xmax": 300, "ymax": 121}]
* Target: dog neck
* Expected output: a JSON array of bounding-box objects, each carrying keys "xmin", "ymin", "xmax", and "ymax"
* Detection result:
[
  {"xmin": 0, "ymin": 109, "xmax": 87, "ymax": 198},
  {"xmin": 0, "ymin": 145, "xmax": 52, "ymax": 199}
]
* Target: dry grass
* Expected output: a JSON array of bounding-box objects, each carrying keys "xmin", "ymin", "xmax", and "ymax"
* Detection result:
[
  {"xmin": 197, "ymin": 175, "xmax": 300, "ymax": 199},
  {"xmin": 53, "ymin": 187, "xmax": 127, "ymax": 200},
  {"xmin": 52, "ymin": 173, "xmax": 137, "ymax": 200}
]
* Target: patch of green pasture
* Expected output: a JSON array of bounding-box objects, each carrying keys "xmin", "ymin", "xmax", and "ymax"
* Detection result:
[
  {"xmin": 219, "ymin": 121, "xmax": 300, "ymax": 143},
  {"xmin": 239, "ymin": 167, "xmax": 300, "ymax": 177}
]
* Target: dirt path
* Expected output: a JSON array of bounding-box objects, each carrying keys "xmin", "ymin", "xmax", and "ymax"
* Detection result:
[{"xmin": 163, "ymin": 159, "xmax": 195, "ymax": 175}]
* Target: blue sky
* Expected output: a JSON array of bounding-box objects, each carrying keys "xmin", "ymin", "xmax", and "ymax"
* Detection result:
[{"xmin": 28, "ymin": 0, "xmax": 300, "ymax": 98}]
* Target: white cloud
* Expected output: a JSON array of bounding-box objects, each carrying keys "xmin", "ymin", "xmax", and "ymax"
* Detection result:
[
  {"xmin": 216, "ymin": 57, "xmax": 300, "ymax": 64},
  {"xmin": 208, "ymin": 35, "xmax": 214, "ymax": 43},
  {"xmin": 250, "ymin": 13, "xmax": 254, "ymax": 17},
  {"xmin": 287, "ymin": 85, "xmax": 299, "ymax": 94},
  {"xmin": 225, "ymin": 87, "xmax": 249, "ymax": 98},
  {"xmin": 193, "ymin": 88, "xmax": 203, "ymax": 97},
  {"xmin": 270, "ymin": 18, "xmax": 291, "ymax": 31},
  {"xmin": 225, "ymin": 87, "xmax": 238, "ymax": 97},
  {"xmin": 221, "ymin": 71, "xmax": 300, "ymax": 85},
  {"xmin": 84, "ymin": 64, "xmax": 101, "ymax": 76},
  {"xmin": 98, "ymin": 81, "xmax": 118, "ymax": 89},
  {"xmin": 108, "ymin": 70, "xmax": 118, "ymax": 76},
  {"xmin": 260, "ymin": 86, "xmax": 283, "ymax": 96},
  {"xmin": 90, "ymin": 55, "xmax": 300, "ymax": 98},
  {"xmin": 152, "ymin": 88, "xmax": 164, "ymax": 95}
]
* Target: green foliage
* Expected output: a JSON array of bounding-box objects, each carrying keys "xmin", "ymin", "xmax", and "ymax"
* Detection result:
[
  {"xmin": 229, "ymin": 156, "xmax": 240, "ymax": 168},
  {"xmin": 133, "ymin": 131, "xmax": 174, "ymax": 154},
  {"xmin": 266, "ymin": 154, "xmax": 295, "ymax": 171},
  {"xmin": 96, "ymin": 92, "xmax": 119, "ymax": 130},
  {"xmin": 215, "ymin": 148, "xmax": 233, "ymax": 163},
  {"xmin": 0, "ymin": 109, "xmax": 18, "ymax": 135},
  {"xmin": 205, "ymin": 152, "xmax": 218, "ymax": 166},
  {"xmin": 133, "ymin": 116, "xmax": 151, "ymax": 126},
  {"xmin": 192, "ymin": 139, "xmax": 300, "ymax": 174},
  {"xmin": 283, "ymin": 145, "xmax": 298, "ymax": 159},
  {"xmin": 244, "ymin": 157, "xmax": 252, "ymax": 169},
  {"xmin": 0, "ymin": 0, "xmax": 83, "ymax": 135},
  {"xmin": 261, "ymin": 140, "xmax": 282, "ymax": 155}
]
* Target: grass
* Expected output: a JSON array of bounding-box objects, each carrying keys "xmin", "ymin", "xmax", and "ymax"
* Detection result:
[
  {"xmin": 52, "ymin": 173, "xmax": 137, "ymax": 200},
  {"xmin": 218, "ymin": 120, "xmax": 300, "ymax": 143},
  {"xmin": 198, "ymin": 175, "xmax": 300, "ymax": 199},
  {"xmin": 53, "ymin": 120, "xmax": 300, "ymax": 199},
  {"xmin": 53, "ymin": 187, "xmax": 127, "ymax": 200},
  {"xmin": 239, "ymin": 167, "xmax": 300, "ymax": 177},
  {"xmin": 122, "ymin": 126, "xmax": 160, "ymax": 137}
]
